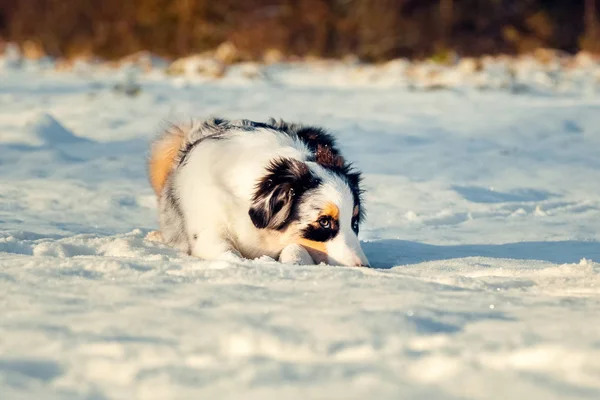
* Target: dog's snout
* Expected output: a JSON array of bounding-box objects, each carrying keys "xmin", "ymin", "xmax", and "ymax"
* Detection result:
[
  {"xmin": 326, "ymin": 233, "xmax": 370, "ymax": 268},
  {"xmin": 350, "ymin": 255, "xmax": 370, "ymax": 268}
]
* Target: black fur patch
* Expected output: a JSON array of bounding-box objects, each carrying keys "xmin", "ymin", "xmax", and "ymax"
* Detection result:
[
  {"xmin": 249, "ymin": 158, "xmax": 321, "ymax": 230},
  {"xmin": 267, "ymin": 119, "xmax": 344, "ymax": 166},
  {"xmin": 351, "ymin": 216, "xmax": 359, "ymax": 234},
  {"xmin": 302, "ymin": 218, "xmax": 340, "ymax": 242},
  {"xmin": 267, "ymin": 118, "xmax": 365, "ymax": 223}
]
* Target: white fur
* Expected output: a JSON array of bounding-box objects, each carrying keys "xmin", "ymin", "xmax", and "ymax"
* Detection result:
[{"xmin": 176, "ymin": 128, "xmax": 308, "ymax": 259}]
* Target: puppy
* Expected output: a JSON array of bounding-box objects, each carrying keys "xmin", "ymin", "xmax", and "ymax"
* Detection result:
[{"xmin": 148, "ymin": 118, "xmax": 369, "ymax": 267}]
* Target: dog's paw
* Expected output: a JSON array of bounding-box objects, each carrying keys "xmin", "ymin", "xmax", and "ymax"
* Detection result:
[
  {"xmin": 279, "ymin": 244, "xmax": 314, "ymax": 265},
  {"xmin": 145, "ymin": 230, "xmax": 164, "ymax": 243}
]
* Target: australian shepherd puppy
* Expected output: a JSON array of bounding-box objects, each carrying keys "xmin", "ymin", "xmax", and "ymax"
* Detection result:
[{"xmin": 148, "ymin": 118, "xmax": 370, "ymax": 267}]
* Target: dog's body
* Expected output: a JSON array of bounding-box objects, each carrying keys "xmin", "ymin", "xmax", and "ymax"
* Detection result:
[{"xmin": 149, "ymin": 118, "xmax": 369, "ymax": 267}]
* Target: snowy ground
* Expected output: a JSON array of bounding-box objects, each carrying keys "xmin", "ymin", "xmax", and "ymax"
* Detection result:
[{"xmin": 1, "ymin": 57, "xmax": 600, "ymax": 399}]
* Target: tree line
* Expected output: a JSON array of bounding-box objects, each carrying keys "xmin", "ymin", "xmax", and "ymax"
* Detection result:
[{"xmin": 0, "ymin": 0, "xmax": 598, "ymax": 61}]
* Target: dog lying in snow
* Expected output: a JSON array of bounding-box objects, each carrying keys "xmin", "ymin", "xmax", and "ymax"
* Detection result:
[{"xmin": 148, "ymin": 118, "xmax": 370, "ymax": 267}]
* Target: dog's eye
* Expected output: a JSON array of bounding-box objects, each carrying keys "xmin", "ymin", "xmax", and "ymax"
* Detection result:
[
  {"xmin": 352, "ymin": 218, "xmax": 359, "ymax": 233},
  {"xmin": 318, "ymin": 217, "xmax": 331, "ymax": 229}
]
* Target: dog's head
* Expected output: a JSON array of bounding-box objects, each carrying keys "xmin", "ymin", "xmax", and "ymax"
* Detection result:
[{"xmin": 249, "ymin": 157, "xmax": 369, "ymax": 267}]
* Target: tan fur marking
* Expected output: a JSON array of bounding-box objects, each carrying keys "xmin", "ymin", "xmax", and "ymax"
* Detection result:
[
  {"xmin": 298, "ymin": 238, "xmax": 327, "ymax": 254},
  {"xmin": 297, "ymin": 238, "xmax": 328, "ymax": 263},
  {"xmin": 149, "ymin": 129, "xmax": 185, "ymax": 196},
  {"xmin": 322, "ymin": 202, "xmax": 339, "ymax": 220},
  {"xmin": 294, "ymin": 203, "xmax": 340, "ymax": 263}
]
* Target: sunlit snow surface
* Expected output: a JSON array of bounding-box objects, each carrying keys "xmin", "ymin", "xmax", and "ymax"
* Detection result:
[{"xmin": 1, "ymin": 59, "xmax": 600, "ymax": 399}]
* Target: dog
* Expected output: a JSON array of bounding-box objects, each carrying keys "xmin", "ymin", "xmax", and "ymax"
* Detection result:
[{"xmin": 148, "ymin": 117, "xmax": 369, "ymax": 267}]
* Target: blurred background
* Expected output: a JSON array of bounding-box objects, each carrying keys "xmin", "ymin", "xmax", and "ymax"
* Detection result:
[{"xmin": 0, "ymin": 0, "xmax": 598, "ymax": 63}]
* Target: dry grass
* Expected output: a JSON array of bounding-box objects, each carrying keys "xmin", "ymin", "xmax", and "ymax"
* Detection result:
[{"xmin": 0, "ymin": 1, "xmax": 597, "ymax": 61}]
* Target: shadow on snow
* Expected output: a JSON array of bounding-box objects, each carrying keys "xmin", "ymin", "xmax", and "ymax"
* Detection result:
[{"xmin": 364, "ymin": 239, "xmax": 600, "ymax": 269}]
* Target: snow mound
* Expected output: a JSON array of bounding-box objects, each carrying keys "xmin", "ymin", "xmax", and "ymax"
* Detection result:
[{"xmin": 21, "ymin": 113, "xmax": 91, "ymax": 147}]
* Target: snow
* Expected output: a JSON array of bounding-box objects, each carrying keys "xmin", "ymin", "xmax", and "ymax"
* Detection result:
[{"xmin": 1, "ymin": 56, "xmax": 600, "ymax": 399}]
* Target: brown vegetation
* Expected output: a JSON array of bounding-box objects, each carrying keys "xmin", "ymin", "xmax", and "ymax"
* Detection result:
[{"xmin": 0, "ymin": 0, "xmax": 598, "ymax": 61}]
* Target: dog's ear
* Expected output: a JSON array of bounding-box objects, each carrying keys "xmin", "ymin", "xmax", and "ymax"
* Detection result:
[{"xmin": 249, "ymin": 158, "xmax": 318, "ymax": 230}]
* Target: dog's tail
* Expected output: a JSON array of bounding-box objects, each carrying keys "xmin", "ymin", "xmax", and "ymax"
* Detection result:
[{"xmin": 148, "ymin": 124, "xmax": 187, "ymax": 196}]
